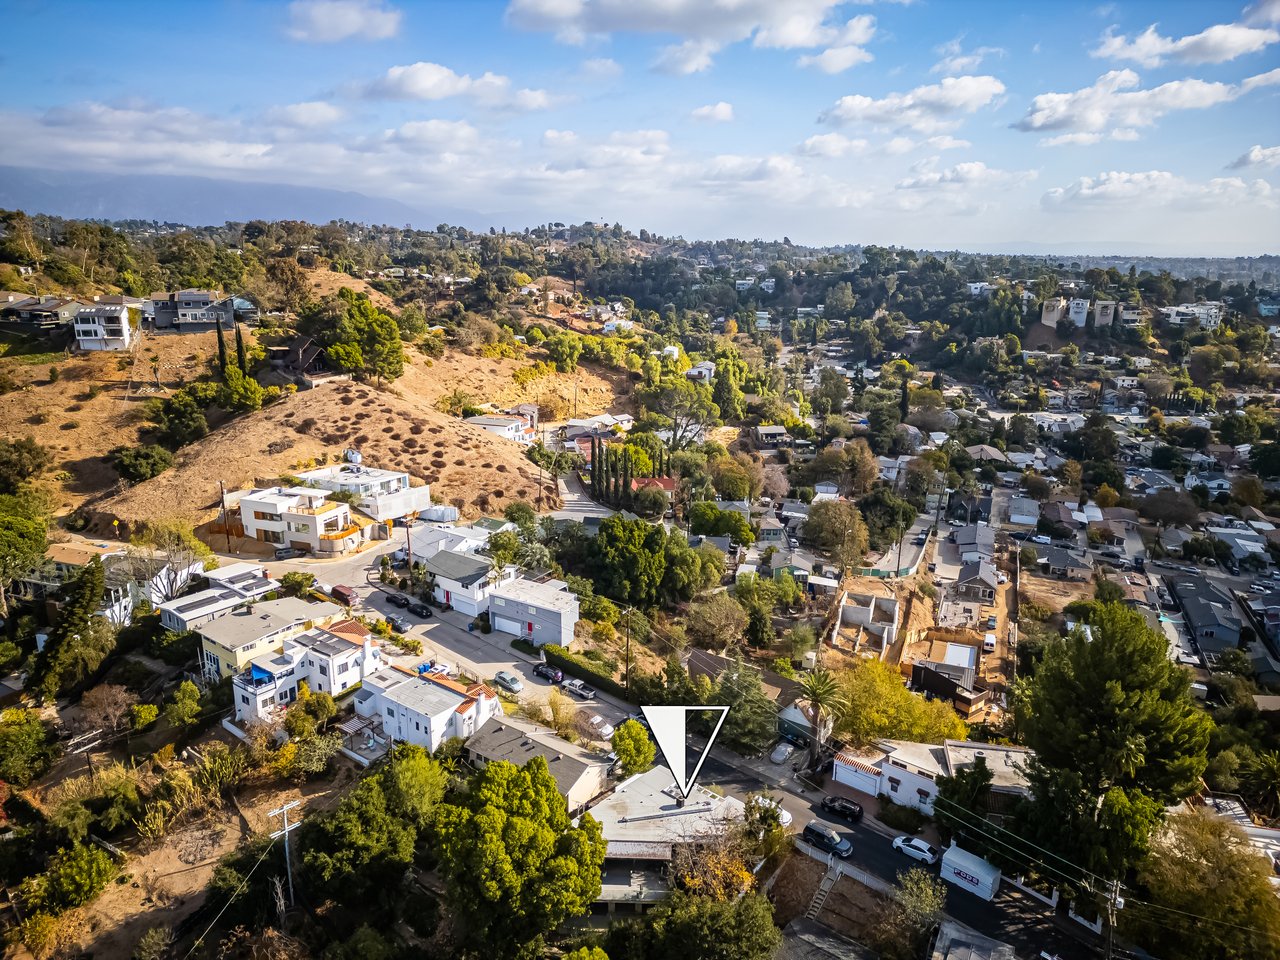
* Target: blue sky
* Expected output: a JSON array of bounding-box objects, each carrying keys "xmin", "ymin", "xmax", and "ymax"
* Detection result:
[{"xmin": 2, "ymin": 0, "xmax": 1278, "ymax": 253}]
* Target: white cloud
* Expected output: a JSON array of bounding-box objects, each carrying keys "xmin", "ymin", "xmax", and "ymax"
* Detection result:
[
  {"xmin": 822, "ymin": 75, "xmax": 1006, "ymax": 133},
  {"xmin": 363, "ymin": 62, "xmax": 553, "ymax": 109},
  {"xmin": 1039, "ymin": 127, "xmax": 1141, "ymax": 147},
  {"xmin": 691, "ymin": 101, "xmax": 734, "ymax": 123},
  {"xmin": 286, "ymin": 0, "xmax": 401, "ymax": 42},
  {"xmin": 896, "ymin": 160, "xmax": 1033, "ymax": 191},
  {"xmin": 1043, "ymin": 170, "xmax": 1277, "ymax": 209},
  {"xmin": 797, "ymin": 133, "xmax": 869, "ymax": 157},
  {"xmin": 797, "ymin": 16, "xmax": 876, "ymax": 73},
  {"xmin": 542, "ymin": 129, "xmax": 579, "ymax": 147},
  {"xmin": 1246, "ymin": 0, "xmax": 1280, "ymax": 25},
  {"xmin": 391, "ymin": 119, "xmax": 483, "ymax": 151},
  {"xmin": 507, "ymin": 0, "xmax": 873, "ymax": 72},
  {"xmin": 1014, "ymin": 68, "xmax": 1279, "ymax": 138},
  {"xmin": 1229, "ymin": 144, "xmax": 1280, "ymax": 168},
  {"xmin": 264, "ymin": 101, "xmax": 344, "ymax": 128},
  {"xmin": 931, "ymin": 38, "xmax": 1004, "ymax": 75},
  {"xmin": 1093, "ymin": 21, "xmax": 1279, "ymax": 67},
  {"xmin": 581, "ymin": 57, "xmax": 622, "ymax": 79}
]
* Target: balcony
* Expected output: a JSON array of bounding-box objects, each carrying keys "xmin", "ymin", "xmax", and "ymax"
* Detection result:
[{"xmin": 320, "ymin": 524, "xmax": 361, "ymax": 541}]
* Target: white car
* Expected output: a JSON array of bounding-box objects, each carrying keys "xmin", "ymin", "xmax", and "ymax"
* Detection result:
[
  {"xmin": 892, "ymin": 836, "xmax": 940, "ymax": 865},
  {"xmin": 493, "ymin": 670, "xmax": 524, "ymax": 694},
  {"xmin": 770, "ymin": 740, "xmax": 798, "ymax": 764},
  {"xmin": 1031, "ymin": 534, "xmax": 1052, "ymax": 545},
  {"xmin": 585, "ymin": 714, "xmax": 615, "ymax": 740},
  {"xmin": 753, "ymin": 796, "xmax": 794, "ymax": 828}
]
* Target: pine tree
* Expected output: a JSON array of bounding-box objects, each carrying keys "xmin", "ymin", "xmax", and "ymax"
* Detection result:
[
  {"xmin": 215, "ymin": 320, "xmax": 228, "ymax": 375},
  {"xmin": 234, "ymin": 323, "xmax": 247, "ymax": 375}
]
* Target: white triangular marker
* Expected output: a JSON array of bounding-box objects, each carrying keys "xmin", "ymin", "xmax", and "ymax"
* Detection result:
[{"xmin": 641, "ymin": 705, "xmax": 730, "ymax": 799}]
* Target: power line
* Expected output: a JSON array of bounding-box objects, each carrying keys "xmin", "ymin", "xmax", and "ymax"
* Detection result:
[{"xmin": 180, "ymin": 836, "xmax": 278, "ymax": 960}]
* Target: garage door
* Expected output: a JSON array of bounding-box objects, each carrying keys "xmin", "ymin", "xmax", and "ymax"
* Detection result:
[
  {"xmin": 833, "ymin": 757, "xmax": 881, "ymax": 797},
  {"xmin": 451, "ymin": 595, "xmax": 479, "ymax": 617},
  {"xmin": 493, "ymin": 615, "xmax": 525, "ymax": 636}
]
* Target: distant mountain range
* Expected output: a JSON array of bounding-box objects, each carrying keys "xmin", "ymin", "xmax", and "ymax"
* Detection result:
[{"xmin": 0, "ymin": 166, "xmax": 487, "ymax": 230}]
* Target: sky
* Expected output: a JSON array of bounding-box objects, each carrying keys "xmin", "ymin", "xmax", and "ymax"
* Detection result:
[{"xmin": 1, "ymin": 0, "xmax": 1279, "ymax": 253}]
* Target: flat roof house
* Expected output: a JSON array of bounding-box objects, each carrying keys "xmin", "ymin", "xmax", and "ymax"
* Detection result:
[
  {"xmin": 238, "ymin": 486, "xmax": 376, "ymax": 556},
  {"xmin": 294, "ymin": 463, "xmax": 433, "ymax": 523},
  {"xmin": 488, "ymin": 577, "xmax": 580, "ymax": 649},
  {"xmin": 198, "ymin": 596, "xmax": 343, "ymax": 681},
  {"xmin": 73, "ymin": 304, "xmax": 132, "ymax": 352},
  {"xmin": 354, "ymin": 666, "xmax": 500, "ymax": 753},
  {"xmin": 754, "ymin": 425, "xmax": 791, "ymax": 448},
  {"xmin": 464, "ymin": 414, "xmax": 536, "ymax": 445},
  {"xmin": 158, "ymin": 561, "xmax": 275, "ymax": 632},
  {"xmin": 151, "ymin": 289, "xmax": 234, "ymax": 330},
  {"xmin": 465, "ymin": 721, "xmax": 610, "ymax": 814}
]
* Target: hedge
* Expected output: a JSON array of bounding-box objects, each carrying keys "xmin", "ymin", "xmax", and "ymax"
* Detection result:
[{"xmin": 541, "ymin": 644, "xmax": 631, "ymax": 702}]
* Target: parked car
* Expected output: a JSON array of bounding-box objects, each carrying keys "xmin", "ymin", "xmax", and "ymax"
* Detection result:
[
  {"xmin": 1031, "ymin": 534, "xmax": 1052, "ymax": 545},
  {"xmin": 986, "ymin": 614, "xmax": 998, "ymax": 630},
  {"xmin": 330, "ymin": 584, "xmax": 359, "ymax": 607},
  {"xmin": 407, "ymin": 602, "xmax": 434, "ymax": 618},
  {"xmin": 274, "ymin": 547, "xmax": 303, "ymax": 560},
  {"xmin": 819, "ymin": 796, "xmax": 864, "ymax": 823},
  {"xmin": 770, "ymin": 741, "xmax": 797, "ymax": 765},
  {"xmin": 384, "ymin": 615, "xmax": 409, "ymax": 634},
  {"xmin": 584, "ymin": 713, "xmax": 615, "ymax": 740},
  {"xmin": 387, "ymin": 593, "xmax": 411, "ymax": 608},
  {"xmin": 892, "ymin": 836, "xmax": 940, "ymax": 865},
  {"xmin": 532, "ymin": 663, "xmax": 563, "ymax": 683},
  {"xmin": 561, "ymin": 678, "xmax": 597, "ymax": 700},
  {"xmin": 494, "ymin": 670, "xmax": 524, "ymax": 694},
  {"xmin": 802, "ymin": 821, "xmax": 854, "ymax": 858}
]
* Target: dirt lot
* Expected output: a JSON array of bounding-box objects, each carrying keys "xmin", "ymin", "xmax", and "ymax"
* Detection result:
[
  {"xmin": 769, "ymin": 853, "xmax": 889, "ymax": 946},
  {"xmin": 1021, "ymin": 571, "xmax": 1094, "ymax": 610}
]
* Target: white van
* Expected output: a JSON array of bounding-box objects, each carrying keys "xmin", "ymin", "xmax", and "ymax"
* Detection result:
[{"xmin": 983, "ymin": 633, "xmax": 997, "ymax": 653}]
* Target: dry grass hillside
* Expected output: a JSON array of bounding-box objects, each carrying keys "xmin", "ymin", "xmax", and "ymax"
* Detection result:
[{"xmin": 304, "ymin": 269, "xmax": 396, "ymax": 311}]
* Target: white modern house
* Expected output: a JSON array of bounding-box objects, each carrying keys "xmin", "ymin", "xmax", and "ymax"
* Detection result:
[
  {"xmin": 488, "ymin": 578, "xmax": 580, "ymax": 649},
  {"xmin": 1068, "ymin": 299, "xmax": 1090, "ymax": 327},
  {"xmin": 233, "ymin": 621, "xmax": 384, "ymax": 724},
  {"xmin": 1040, "ymin": 297, "xmax": 1067, "ymax": 327},
  {"xmin": 73, "ymin": 304, "xmax": 132, "ymax": 351},
  {"xmin": 157, "ymin": 561, "xmax": 276, "ymax": 632},
  {"xmin": 464, "ymin": 414, "xmax": 537, "ymax": 445},
  {"xmin": 422, "ymin": 549, "xmax": 515, "ymax": 617},
  {"xmin": 354, "ymin": 667, "xmax": 500, "ymax": 752},
  {"xmin": 198, "ymin": 596, "xmax": 343, "ymax": 681},
  {"xmin": 395, "ymin": 524, "xmax": 491, "ymax": 565},
  {"xmin": 237, "ymin": 486, "xmax": 373, "ymax": 556},
  {"xmin": 834, "ymin": 740, "xmax": 1032, "ymax": 815},
  {"xmin": 295, "ymin": 462, "xmax": 433, "ymax": 523},
  {"xmin": 685, "ymin": 360, "xmax": 716, "ymax": 383}
]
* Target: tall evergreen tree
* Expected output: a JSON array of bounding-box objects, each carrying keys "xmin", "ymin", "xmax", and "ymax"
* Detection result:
[
  {"xmin": 899, "ymin": 378, "xmax": 910, "ymax": 421},
  {"xmin": 215, "ymin": 319, "xmax": 228, "ymax": 375},
  {"xmin": 622, "ymin": 451, "xmax": 632, "ymax": 508},
  {"xmin": 234, "ymin": 323, "xmax": 247, "ymax": 375}
]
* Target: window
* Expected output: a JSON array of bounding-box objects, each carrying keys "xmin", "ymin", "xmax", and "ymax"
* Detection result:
[
  {"xmin": 917, "ymin": 789, "xmax": 931, "ymax": 802},
  {"xmin": 386, "ymin": 707, "xmax": 395, "ymax": 717},
  {"xmin": 888, "ymin": 777, "xmax": 901, "ymax": 793},
  {"xmin": 415, "ymin": 721, "xmax": 420, "ymax": 731},
  {"xmin": 341, "ymin": 682, "xmax": 348, "ymax": 691},
  {"xmin": 319, "ymin": 664, "xmax": 328, "ymax": 677},
  {"xmin": 240, "ymin": 694, "xmax": 249, "ymax": 705}
]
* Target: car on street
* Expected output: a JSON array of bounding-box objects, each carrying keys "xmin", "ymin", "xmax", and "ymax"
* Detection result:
[
  {"xmin": 986, "ymin": 614, "xmax": 998, "ymax": 630},
  {"xmin": 532, "ymin": 663, "xmax": 563, "ymax": 683},
  {"xmin": 802, "ymin": 821, "xmax": 853, "ymax": 858},
  {"xmin": 384, "ymin": 614, "xmax": 409, "ymax": 634},
  {"xmin": 494, "ymin": 670, "xmax": 524, "ymax": 694},
  {"xmin": 561, "ymin": 678, "xmax": 597, "ymax": 700},
  {"xmin": 584, "ymin": 713, "xmax": 615, "ymax": 740},
  {"xmin": 770, "ymin": 740, "xmax": 798, "ymax": 764},
  {"xmin": 407, "ymin": 602, "xmax": 434, "ymax": 618},
  {"xmin": 892, "ymin": 836, "xmax": 940, "ymax": 865},
  {"xmin": 1031, "ymin": 534, "xmax": 1051, "ymax": 545},
  {"xmin": 274, "ymin": 547, "xmax": 304, "ymax": 560},
  {"xmin": 752, "ymin": 796, "xmax": 793, "ymax": 828},
  {"xmin": 387, "ymin": 593, "xmax": 411, "ymax": 608},
  {"xmin": 819, "ymin": 796, "xmax": 864, "ymax": 823}
]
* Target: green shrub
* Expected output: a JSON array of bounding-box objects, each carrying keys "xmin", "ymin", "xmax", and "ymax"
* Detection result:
[
  {"xmin": 130, "ymin": 703, "xmax": 159, "ymax": 730},
  {"xmin": 112, "ymin": 445, "xmax": 174, "ymax": 483},
  {"xmin": 876, "ymin": 798, "xmax": 928, "ymax": 834}
]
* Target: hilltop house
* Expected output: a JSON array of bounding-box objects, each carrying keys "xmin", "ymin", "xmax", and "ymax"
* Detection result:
[
  {"xmin": 237, "ymin": 486, "xmax": 376, "ymax": 555},
  {"xmin": 158, "ymin": 561, "xmax": 276, "ymax": 632},
  {"xmin": 73, "ymin": 304, "xmax": 132, "ymax": 351},
  {"xmin": 294, "ymin": 463, "xmax": 435, "ymax": 523},
  {"xmin": 464, "ymin": 413, "xmax": 537, "ymax": 445},
  {"xmin": 150, "ymin": 289, "xmax": 236, "ymax": 330}
]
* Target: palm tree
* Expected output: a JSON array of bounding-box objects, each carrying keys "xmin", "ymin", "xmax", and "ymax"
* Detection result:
[
  {"xmin": 1244, "ymin": 751, "xmax": 1280, "ymax": 820},
  {"xmin": 797, "ymin": 669, "xmax": 843, "ymax": 772}
]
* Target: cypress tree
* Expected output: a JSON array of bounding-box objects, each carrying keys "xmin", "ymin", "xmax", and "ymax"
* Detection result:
[
  {"xmin": 215, "ymin": 319, "xmax": 228, "ymax": 375},
  {"xmin": 622, "ymin": 451, "xmax": 632, "ymax": 508},
  {"xmin": 592, "ymin": 436, "xmax": 600, "ymax": 498},
  {"xmin": 234, "ymin": 323, "xmax": 248, "ymax": 374}
]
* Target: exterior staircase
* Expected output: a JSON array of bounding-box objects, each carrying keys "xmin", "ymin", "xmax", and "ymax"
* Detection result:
[{"xmin": 805, "ymin": 860, "xmax": 839, "ymax": 920}]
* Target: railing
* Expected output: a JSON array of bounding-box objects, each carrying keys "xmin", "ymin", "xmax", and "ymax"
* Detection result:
[{"xmin": 320, "ymin": 524, "xmax": 361, "ymax": 540}]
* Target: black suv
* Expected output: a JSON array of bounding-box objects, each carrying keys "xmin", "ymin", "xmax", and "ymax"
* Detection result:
[
  {"xmin": 407, "ymin": 602, "xmax": 434, "ymax": 618},
  {"xmin": 820, "ymin": 796, "xmax": 864, "ymax": 823},
  {"xmin": 387, "ymin": 593, "xmax": 411, "ymax": 608},
  {"xmin": 532, "ymin": 663, "xmax": 563, "ymax": 683},
  {"xmin": 802, "ymin": 821, "xmax": 853, "ymax": 858}
]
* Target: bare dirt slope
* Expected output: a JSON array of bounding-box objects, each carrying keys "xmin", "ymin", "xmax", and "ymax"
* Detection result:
[
  {"xmin": 0, "ymin": 329, "xmax": 223, "ymax": 516},
  {"xmin": 305, "ymin": 269, "xmax": 396, "ymax": 311}
]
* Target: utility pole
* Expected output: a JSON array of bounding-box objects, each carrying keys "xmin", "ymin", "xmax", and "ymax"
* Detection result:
[
  {"xmin": 624, "ymin": 606, "xmax": 632, "ymax": 694},
  {"xmin": 219, "ymin": 480, "xmax": 232, "ymax": 554},
  {"xmin": 269, "ymin": 801, "xmax": 302, "ymax": 908},
  {"xmin": 1105, "ymin": 877, "xmax": 1123, "ymax": 960}
]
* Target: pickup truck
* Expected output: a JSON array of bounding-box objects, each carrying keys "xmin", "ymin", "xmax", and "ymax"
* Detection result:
[{"xmin": 561, "ymin": 678, "xmax": 598, "ymax": 701}]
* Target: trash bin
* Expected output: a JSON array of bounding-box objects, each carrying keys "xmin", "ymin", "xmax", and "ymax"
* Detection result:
[{"xmin": 467, "ymin": 623, "xmax": 475, "ymax": 633}]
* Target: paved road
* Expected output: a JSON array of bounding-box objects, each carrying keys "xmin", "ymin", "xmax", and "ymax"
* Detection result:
[{"xmin": 552, "ymin": 473, "xmax": 615, "ymax": 523}]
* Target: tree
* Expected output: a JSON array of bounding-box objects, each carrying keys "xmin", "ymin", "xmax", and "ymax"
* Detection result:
[
  {"xmin": 112, "ymin": 444, "xmax": 174, "ymax": 482},
  {"xmin": 639, "ymin": 377, "xmax": 721, "ymax": 451},
  {"xmin": 686, "ymin": 592, "xmax": 748, "ymax": 649},
  {"xmin": 0, "ymin": 708, "xmax": 57, "ymax": 785},
  {"xmin": 845, "ymin": 439, "xmax": 879, "ymax": 496},
  {"xmin": 1242, "ymin": 750, "xmax": 1280, "ymax": 819},
  {"xmin": 871, "ymin": 869, "xmax": 946, "ymax": 960},
  {"xmin": 435, "ymin": 756, "xmax": 606, "ymax": 959},
  {"xmin": 79, "ymin": 683, "xmax": 137, "ymax": 731},
  {"xmin": 715, "ymin": 655, "xmax": 779, "ymax": 753},
  {"xmin": 546, "ymin": 333, "xmax": 582, "ymax": 372},
  {"xmin": 165, "ymin": 679, "xmax": 202, "ymax": 728},
  {"xmin": 1233, "ymin": 475, "xmax": 1265, "ymax": 508},
  {"xmin": 234, "ymin": 323, "xmax": 248, "ymax": 375},
  {"xmin": 837, "ymin": 659, "xmax": 967, "ymax": 746},
  {"xmin": 33, "ymin": 559, "xmax": 114, "ymax": 699},
  {"xmin": 687, "ymin": 502, "xmax": 754, "ymax": 545},
  {"xmin": 859, "ymin": 486, "xmax": 918, "ymax": 551},
  {"xmin": 1138, "ymin": 489, "xmax": 1200, "ymax": 528},
  {"xmin": 1094, "ymin": 484, "xmax": 1119, "ymax": 508},
  {"xmin": 280, "ymin": 571, "xmax": 316, "ymax": 597},
  {"xmin": 0, "ymin": 499, "xmax": 47, "ymax": 616},
  {"xmin": 0, "ymin": 436, "xmax": 51, "ymax": 493},
  {"xmin": 712, "ymin": 362, "xmax": 746, "ymax": 421},
  {"xmin": 1122, "ymin": 811, "xmax": 1280, "ymax": 960},
  {"xmin": 610, "ymin": 890, "xmax": 781, "ymax": 960},
  {"xmin": 35, "ymin": 842, "xmax": 115, "ymax": 911},
  {"xmin": 633, "ymin": 485, "xmax": 668, "ymax": 519},
  {"xmin": 127, "ymin": 519, "xmax": 214, "ymax": 601},
  {"xmin": 216, "ymin": 318, "xmax": 228, "ymax": 372},
  {"xmin": 590, "ymin": 515, "xmax": 667, "ymax": 607},
  {"xmin": 612, "ymin": 720, "xmax": 656, "ymax": 776},
  {"xmin": 157, "ymin": 391, "xmax": 208, "ymax": 448},
  {"xmin": 378, "ymin": 743, "xmax": 448, "ymax": 830},
  {"xmin": 217, "ymin": 365, "xmax": 265, "ymax": 412},
  {"xmin": 801, "ymin": 499, "xmax": 869, "ymax": 571},
  {"xmin": 301, "ymin": 777, "xmax": 415, "ymax": 899},
  {"xmin": 797, "ymin": 670, "xmax": 842, "ymax": 770}
]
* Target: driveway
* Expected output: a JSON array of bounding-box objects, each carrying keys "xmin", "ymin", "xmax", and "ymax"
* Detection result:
[{"xmin": 552, "ymin": 474, "xmax": 614, "ymax": 523}]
